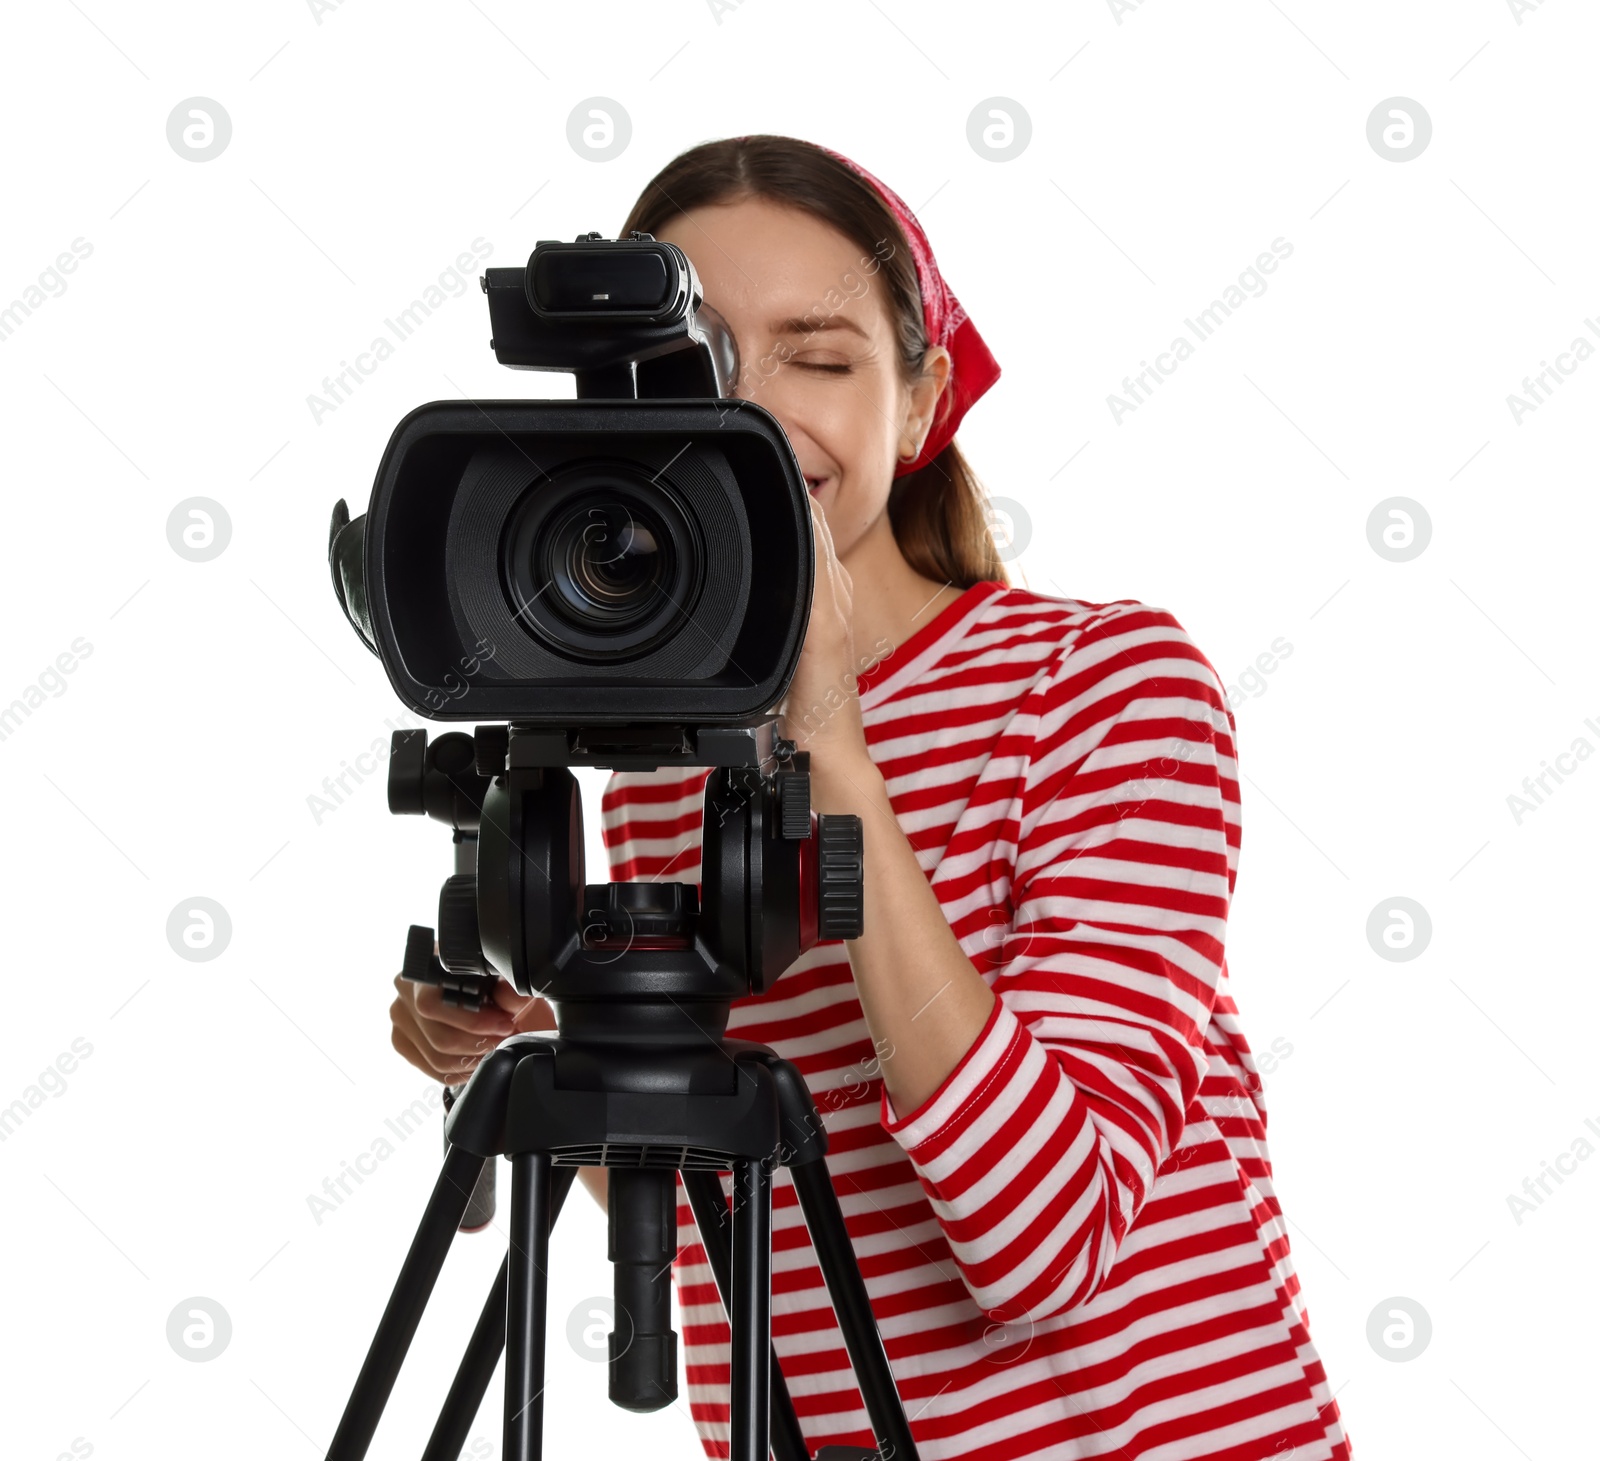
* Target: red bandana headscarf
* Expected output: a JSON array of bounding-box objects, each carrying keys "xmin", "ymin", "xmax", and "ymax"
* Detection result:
[
  {"xmin": 730, "ymin": 137, "xmax": 1002, "ymax": 477},
  {"xmin": 817, "ymin": 144, "xmax": 1002, "ymax": 476}
]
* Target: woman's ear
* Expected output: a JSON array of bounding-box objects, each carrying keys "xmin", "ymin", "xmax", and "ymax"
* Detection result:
[{"xmin": 900, "ymin": 345, "xmax": 954, "ymax": 460}]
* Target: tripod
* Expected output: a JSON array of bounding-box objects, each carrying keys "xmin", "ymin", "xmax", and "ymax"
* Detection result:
[{"xmin": 325, "ymin": 722, "xmax": 922, "ymax": 1461}]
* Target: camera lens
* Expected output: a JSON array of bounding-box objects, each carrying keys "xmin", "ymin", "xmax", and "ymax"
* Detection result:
[
  {"xmin": 550, "ymin": 498, "xmax": 668, "ymax": 627},
  {"xmin": 501, "ymin": 465, "xmax": 701, "ymax": 660}
]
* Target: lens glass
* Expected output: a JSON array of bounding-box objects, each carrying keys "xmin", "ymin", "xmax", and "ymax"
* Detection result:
[
  {"xmin": 500, "ymin": 466, "xmax": 699, "ymax": 660},
  {"xmin": 550, "ymin": 499, "xmax": 668, "ymax": 628}
]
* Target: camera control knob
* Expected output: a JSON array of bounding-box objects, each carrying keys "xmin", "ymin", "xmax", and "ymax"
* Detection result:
[
  {"xmin": 401, "ymin": 920, "xmax": 491, "ymax": 1013},
  {"xmin": 474, "ymin": 724, "xmax": 509, "ymax": 777},
  {"xmin": 778, "ymin": 771, "xmax": 811, "ymax": 840},
  {"xmin": 816, "ymin": 815, "xmax": 864, "ymax": 941},
  {"xmin": 437, "ymin": 873, "xmax": 488, "ymax": 977},
  {"xmin": 388, "ymin": 730, "xmax": 429, "ymax": 815}
]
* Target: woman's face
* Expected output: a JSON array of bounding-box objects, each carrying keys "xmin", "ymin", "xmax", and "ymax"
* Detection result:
[{"xmin": 652, "ymin": 196, "xmax": 948, "ymax": 560}]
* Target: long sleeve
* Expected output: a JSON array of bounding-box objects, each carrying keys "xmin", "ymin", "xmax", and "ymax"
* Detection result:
[{"xmin": 877, "ymin": 603, "xmax": 1240, "ymax": 1323}]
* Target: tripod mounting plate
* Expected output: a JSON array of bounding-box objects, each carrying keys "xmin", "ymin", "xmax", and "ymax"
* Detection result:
[{"xmin": 492, "ymin": 718, "xmax": 788, "ymax": 774}]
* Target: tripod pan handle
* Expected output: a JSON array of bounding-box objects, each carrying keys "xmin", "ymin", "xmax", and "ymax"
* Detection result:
[{"xmin": 400, "ymin": 923, "xmax": 495, "ymax": 1013}]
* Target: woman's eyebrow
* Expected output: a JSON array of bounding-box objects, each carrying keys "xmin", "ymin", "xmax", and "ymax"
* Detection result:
[{"xmin": 768, "ymin": 315, "xmax": 870, "ymax": 341}]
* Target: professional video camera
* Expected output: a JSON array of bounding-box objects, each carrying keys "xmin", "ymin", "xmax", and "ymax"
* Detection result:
[{"xmin": 320, "ymin": 234, "xmax": 916, "ymax": 1461}]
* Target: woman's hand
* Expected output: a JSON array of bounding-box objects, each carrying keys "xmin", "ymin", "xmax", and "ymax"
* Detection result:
[
  {"xmin": 389, "ymin": 975, "xmax": 607, "ymax": 1211},
  {"xmin": 775, "ymin": 494, "xmax": 870, "ymax": 768},
  {"xmin": 390, "ymin": 969, "xmax": 555, "ymax": 1086}
]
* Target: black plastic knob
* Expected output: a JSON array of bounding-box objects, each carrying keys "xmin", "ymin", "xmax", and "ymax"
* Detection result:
[
  {"xmin": 816, "ymin": 814, "xmax": 864, "ymax": 941},
  {"xmin": 778, "ymin": 771, "xmax": 811, "ymax": 840},
  {"xmin": 474, "ymin": 724, "xmax": 509, "ymax": 777},
  {"xmin": 387, "ymin": 730, "xmax": 429, "ymax": 815},
  {"xmin": 400, "ymin": 921, "xmax": 491, "ymax": 1013},
  {"xmin": 387, "ymin": 731, "xmax": 489, "ymax": 829},
  {"xmin": 437, "ymin": 873, "xmax": 487, "ymax": 976},
  {"xmin": 401, "ymin": 923, "xmax": 442, "ymax": 984}
]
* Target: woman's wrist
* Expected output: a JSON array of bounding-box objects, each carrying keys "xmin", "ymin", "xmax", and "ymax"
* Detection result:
[
  {"xmin": 577, "ymin": 1165, "xmax": 608, "ymax": 1212},
  {"xmin": 808, "ymin": 749, "xmax": 886, "ymax": 814}
]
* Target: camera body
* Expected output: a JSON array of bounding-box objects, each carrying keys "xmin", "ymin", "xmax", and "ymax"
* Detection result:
[{"xmin": 331, "ymin": 232, "xmax": 814, "ymax": 740}]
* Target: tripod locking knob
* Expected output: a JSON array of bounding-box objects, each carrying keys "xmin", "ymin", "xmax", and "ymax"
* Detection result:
[
  {"xmin": 400, "ymin": 922, "xmax": 493, "ymax": 1012},
  {"xmin": 387, "ymin": 730, "xmax": 492, "ymax": 829},
  {"xmin": 438, "ymin": 873, "xmax": 491, "ymax": 979},
  {"xmin": 816, "ymin": 814, "xmax": 865, "ymax": 941},
  {"xmin": 777, "ymin": 770, "xmax": 811, "ymax": 840},
  {"xmin": 473, "ymin": 723, "xmax": 509, "ymax": 777}
]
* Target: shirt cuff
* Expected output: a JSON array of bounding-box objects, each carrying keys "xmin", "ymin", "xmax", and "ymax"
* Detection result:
[{"xmin": 879, "ymin": 992, "xmax": 1017, "ymax": 1152}]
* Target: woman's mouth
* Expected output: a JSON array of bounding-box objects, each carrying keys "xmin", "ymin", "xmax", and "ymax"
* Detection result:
[{"xmin": 806, "ymin": 475, "xmax": 828, "ymax": 494}]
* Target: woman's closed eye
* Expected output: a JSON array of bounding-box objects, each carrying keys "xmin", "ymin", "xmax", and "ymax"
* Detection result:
[{"xmin": 793, "ymin": 359, "xmax": 854, "ymax": 374}]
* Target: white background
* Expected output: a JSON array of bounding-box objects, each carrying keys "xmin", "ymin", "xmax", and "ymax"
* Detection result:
[{"xmin": 2, "ymin": 1, "xmax": 1594, "ymax": 1457}]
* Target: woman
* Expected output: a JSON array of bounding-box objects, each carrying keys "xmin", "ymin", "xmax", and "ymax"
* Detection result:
[{"xmin": 390, "ymin": 135, "xmax": 1351, "ymax": 1461}]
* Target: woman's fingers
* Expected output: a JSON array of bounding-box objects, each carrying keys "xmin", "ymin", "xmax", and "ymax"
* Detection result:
[
  {"xmin": 389, "ymin": 977, "xmax": 514, "ymax": 1087},
  {"xmin": 393, "ymin": 988, "xmax": 499, "ymax": 1060},
  {"xmin": 513, "ymin": 995, "xmax": 558, "ymax": 1032},
  {"xmin": 809, "ymin": 496, "xmax": 855, "ymax": 651},
  {"xmin": 490, "ymin": 976, "xmax": 522, "ymax": 1018},
  {"xmin": 489, "ymin": 976, "xmax": 560, "ymax": 1031},
  {"xmin": 390, "ymin": 997, "xmax": 489, "ymax": 1083},
  {"xmin": 390, "ymin": 973, "xmax": 557, "ymax": 1089},
  {"xmin": 390, "ymin": 1023, "xmax": 456, "ymax": 1084},
  {"xmin": 814, "ymin": 497, "xmax": 853, "ymax": 621},
  {"xmin": 402, "ymin": 973, "xmax": 516, "ymax": 1037},
  {"xmin": 490, "ymin": 975, "xmax": 538, "ymax": 1022}
]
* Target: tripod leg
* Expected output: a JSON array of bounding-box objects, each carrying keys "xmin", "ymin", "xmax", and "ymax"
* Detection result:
[
  {"xmin": 421, "ymin": 1167, "xmax": 579, "ymax": 1461},
  {"xmin": 790, "ymin": 1160, "xmax": 919, "ymax": 1461},
  {"xmin": 728, "ymin": 1157, "xmax": 772, "ymax": 1461},
  {"xmin": 327, "ymin": 1144, "xmax": 486, "ymax": 1461},
  {"xmin": 421, "ymin": 1250, "xmax": 508, "ymax": 1461},
  {"xmin": 505, "ymin": 1150, "xmax": 553, "ymax": 1461},
  {"xmin": 683, "ymin": 1169, "xmax": 811, "ymax": 1461}
]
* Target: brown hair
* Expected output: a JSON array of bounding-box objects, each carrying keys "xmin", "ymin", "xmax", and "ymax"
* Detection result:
[{"xmin": 618, "ymin": 134, "xmax": 1010, "ymax": 591}]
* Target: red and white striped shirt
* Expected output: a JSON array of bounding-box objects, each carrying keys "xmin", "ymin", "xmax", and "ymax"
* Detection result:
[{"xmin": 600, "ymin": 579, "xmax": 1352, "ymax": 1461}]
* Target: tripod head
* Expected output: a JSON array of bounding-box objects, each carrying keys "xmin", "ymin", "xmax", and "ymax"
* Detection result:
[
  {"xmin": 383, "ymin": 713, "xmax": 867, "ymax": 1425},
  {"xmin": 392, "ymin": 720, "xmax": 864, "ymax": 1036}
]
